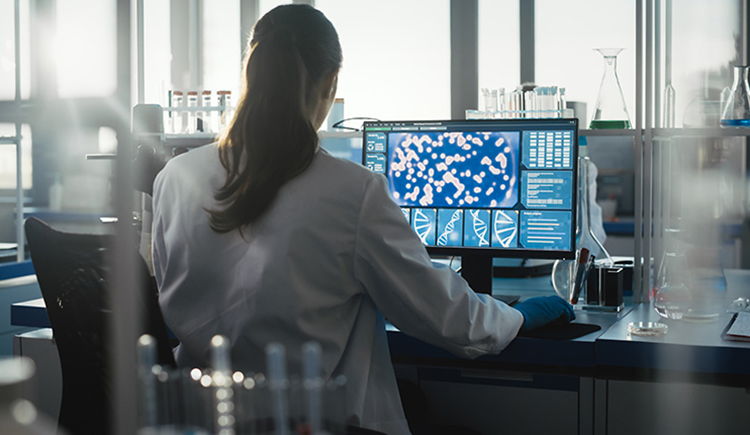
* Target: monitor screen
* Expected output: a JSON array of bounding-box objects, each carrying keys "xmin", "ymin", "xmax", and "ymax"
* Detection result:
[{"xmin": 362, "ymin": 118, "xmax": 579, "ymax": 292}]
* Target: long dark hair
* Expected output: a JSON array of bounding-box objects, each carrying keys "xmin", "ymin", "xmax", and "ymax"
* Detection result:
[{"xmin": 208, "ymin": 5, "xmax": 342, "ymax": 233}]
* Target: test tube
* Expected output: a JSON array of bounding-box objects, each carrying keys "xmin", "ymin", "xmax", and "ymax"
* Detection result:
[
  {"xmin": 497, "ymin": 88, "xmax": 506, "ymax": 118},
  {"xmin": 218, "ymin": 90, "xmax": 233, "ymax": 130},
  {"xmin": 266, "ymin": 343, "xmax": 289, "ymax": 435},
  {"xmin": 172, "ymin": 91, "xmax": 184, "ymax": 133},
  {"xmin": 137, "ymin": 334, "xmax": 158, "ymax": 429},
  {"xmin": 211, "ymin": 335, "xmax": 235, "ymax": 435},
  {"xmin": 302, "ymin": 342, "xmax": 322, "ymax": 434},
  {"xmin": 200, "ymin": 90, "xmax": 212, "ymax": 133},
  {"xmin": 187, "ymin": 91, "xmax": 198, "ymax": 134}
]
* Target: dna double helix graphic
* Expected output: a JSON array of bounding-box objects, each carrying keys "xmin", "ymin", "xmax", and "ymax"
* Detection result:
[
  {"xmin": 437, "ymin": 210, "xmax": 462, "ymax": 246},
  {"xmin": 493, "ymin": 210, "xmax": 518, "ymax": 248},
  {"xmin": 413, "ymin": 209, "xmax": 433, "ymax": 244},
  {"xmin": 469, "ymin": 210, "xmax": 489, "ymax": 247}
]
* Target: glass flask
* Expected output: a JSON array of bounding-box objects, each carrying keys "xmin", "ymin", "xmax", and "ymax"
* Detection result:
[
  {"xmin": 552, "ymin": 151, "xmax": 611, "ymax": 301},
  {"xmin": 590, "ymin": 48, "xmax": 631, "ymax": 129},
  {"xmin": 653, "ymin": 251, "xmax": 693, "ymax": 320},
  {"xmin": 719, "ymin": 65, "xmax": 750, "ymax": 127}
]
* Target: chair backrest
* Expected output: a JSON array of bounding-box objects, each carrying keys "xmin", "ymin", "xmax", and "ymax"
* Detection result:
[{"xmin": 24, "ymin": 217, "xmax": 175, "ymax": 434}]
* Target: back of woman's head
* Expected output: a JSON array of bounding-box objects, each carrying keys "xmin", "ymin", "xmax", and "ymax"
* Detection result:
[{"xmin": 209, "ymin": 4, "xmax": 342, "ymax": 233}]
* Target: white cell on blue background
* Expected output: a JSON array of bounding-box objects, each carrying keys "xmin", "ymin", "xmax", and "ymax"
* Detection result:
[
  {"xmin": 436, "ymin": 209, "xmax": 463, "ymax": 246},
  {"xmin": 464, "ymin": 209, "xmax": 491, "ymax": 247},
  {"xmin": 412, "ymin": 208, "xmax": 436, "ymax": 245},
  {"xmin": 491, "ymin": 210, "xmax": 518, "ymax": 248},
  {"xmin": 401, "ymin": 207, "xmax": 411, "ymax": 224}
]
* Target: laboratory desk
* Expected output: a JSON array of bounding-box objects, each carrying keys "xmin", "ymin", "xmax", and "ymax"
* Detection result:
[{"xmin": 10, "ymin": 272, "xmax": 750, "ymax": 435}]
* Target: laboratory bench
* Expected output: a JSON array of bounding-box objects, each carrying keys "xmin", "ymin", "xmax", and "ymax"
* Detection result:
[{"xmin": 8, "ymin": 272, "xmax": 750, "ymax": 435}]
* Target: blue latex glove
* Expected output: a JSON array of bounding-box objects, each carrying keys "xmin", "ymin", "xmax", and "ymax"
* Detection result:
[{"xmin": 512, "ymin": 296, "xmax": 576, "ymax": 332}]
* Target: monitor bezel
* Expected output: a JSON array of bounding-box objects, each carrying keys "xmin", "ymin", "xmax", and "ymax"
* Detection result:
[{"xmin": 362, "ymin": 118, "xmax": 579, "ymax": 261}]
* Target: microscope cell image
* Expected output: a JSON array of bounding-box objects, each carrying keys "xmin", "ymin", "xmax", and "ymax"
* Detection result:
[{"xmin": 388, "ymin": 131, "xmax": 519, "ymax": 209}]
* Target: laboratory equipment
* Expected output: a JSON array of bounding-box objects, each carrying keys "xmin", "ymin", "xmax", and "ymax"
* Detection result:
[
  {"xmin": 266, "ymin": 342, "xmax": 290, "ymax": 435},
  {"xmin": 218, "ymin": 90, "xmax": 234, "ymax": 130},
  {"xmin": 720, "ymin": 65, "xmax": 750, "ymax": 126},
  {"xmin": 363, "ymin": 118, "xmax": 579, "ymax": 294},
  {"xmin": 186, "ymin": 91, "xmax": 199, "ymax": 133},
  {"xmin": 663, "ymin": 84, "xmax": 676, "ymax": 128},
  {"xmin": 653, "ymin": 250, "xmax": 693, "ymax": 320},
  {"xmin": 627, "ymin": 321, "xmax": 668, "ymax": 337},
  {"xmin": 199, "ymin": 90, "xmax": 212, "ymax": 132},
  {"xmin": 470, "ymin": 85, "xmax": 566, "ymax": 119},
  {"xmin": 172, "ymin": 91, "xmax": 184, "ymax": 133},
  {"xmin": 552, "ymin": 141, "xmax": 611, "ymax": 301},
  {"xmin": 590, "ymin": 48, "xmax": 631, "ymax": 129}
]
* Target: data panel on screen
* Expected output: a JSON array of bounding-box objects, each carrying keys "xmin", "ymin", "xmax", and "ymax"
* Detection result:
[{"xmin": 363, "ymin": 119, "xmax": 577, "ymax": 258}]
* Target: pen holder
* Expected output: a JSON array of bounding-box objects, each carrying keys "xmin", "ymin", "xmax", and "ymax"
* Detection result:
[{"xmin": 586, "ymin": 265, "xmax": 624, "ymax": 307}]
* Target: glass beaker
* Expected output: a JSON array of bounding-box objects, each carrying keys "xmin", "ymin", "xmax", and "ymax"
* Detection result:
[
  {"xmin": 653, "ymin": 251, "xmax": 692, "ymax": 320},
  {"xmin": 719, "ymin": 65, "xmax": 750, "ymax": 127},
  {"xmin": 590, "ymin": 48, "xmax": 631, "ymax": 129}
]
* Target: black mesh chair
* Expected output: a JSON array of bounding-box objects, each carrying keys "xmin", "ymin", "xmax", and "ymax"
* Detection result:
[{"xmin": 24, "ymin": 217, "xmax": 175, "ymax": 435}]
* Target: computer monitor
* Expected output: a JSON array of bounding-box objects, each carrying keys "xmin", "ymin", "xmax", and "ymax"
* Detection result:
[{"xmin": 362, "ymin": 118, "xmax": 579, "ymax": 294}]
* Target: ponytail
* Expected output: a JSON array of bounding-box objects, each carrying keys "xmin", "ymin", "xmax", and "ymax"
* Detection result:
[{"xmin": 208, "ymin": 5, "xmax": 342, "ymax": 233}]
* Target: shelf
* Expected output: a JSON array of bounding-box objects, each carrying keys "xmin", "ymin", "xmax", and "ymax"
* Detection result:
[
  {"xmin": 652, "ymin": 127, "xmax": 750, "ymax": 138},
  {"xmin": 580, "ymin": 129, "xmax": 639, "ymax": 137},
  {"xmin": 0, "ymin": 136, "xmax": 20, "ymax": 144}
]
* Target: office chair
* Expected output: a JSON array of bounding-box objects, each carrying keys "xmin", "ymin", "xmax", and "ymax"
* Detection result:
[{"xmin": 24, "ymin": 217, "xmax": 175, "ymax": 435}]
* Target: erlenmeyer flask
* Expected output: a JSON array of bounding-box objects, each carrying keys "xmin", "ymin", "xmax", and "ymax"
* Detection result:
[
  {"xmin": 720, "ymin": 65, "xmax": 750, "ymax": 127},
  {"xmin": 590, "ymin": 48, "xmax": 631, "ymax": 129}
]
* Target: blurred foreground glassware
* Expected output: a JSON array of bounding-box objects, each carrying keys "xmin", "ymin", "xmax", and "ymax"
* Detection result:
[
  {"xmin": 653, "ymin": 251, "xmax": 693, "ymax": 320},
  {"xmin": 720, "ymin": 65, "xmax": 750, "ymax": 127},
  {"xmin": 590, "ymin": 48, "xmax": 631, "ymax": 129}
]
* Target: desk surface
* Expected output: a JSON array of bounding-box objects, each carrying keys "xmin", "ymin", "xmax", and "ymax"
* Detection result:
[{"xmin": 12, "ymin": 271, "xmax": 750, "ymax": 378}]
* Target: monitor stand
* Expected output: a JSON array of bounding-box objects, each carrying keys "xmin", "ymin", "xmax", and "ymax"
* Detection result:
[{"xmin": 460, "ymin": 254, "xmax": 494, "ymax": 295}]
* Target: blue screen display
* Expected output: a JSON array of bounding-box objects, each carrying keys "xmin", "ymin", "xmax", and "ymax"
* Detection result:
[{"xmin": 363, "ymin": 119, "xmax": 577, "ymax": 257}]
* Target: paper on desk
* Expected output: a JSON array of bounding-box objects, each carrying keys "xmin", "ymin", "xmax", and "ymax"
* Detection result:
[{"xmin": 726, "ymin": 311, "xmax": 750, "ymax": 339}]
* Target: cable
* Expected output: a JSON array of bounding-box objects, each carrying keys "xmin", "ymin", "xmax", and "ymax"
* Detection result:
[{"xmin": 330, "ymin": 117, "xmax": 381, "ymax": 132}]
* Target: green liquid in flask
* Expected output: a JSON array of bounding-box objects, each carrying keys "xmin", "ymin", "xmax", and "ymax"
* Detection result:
[{"xmin": 589, "ymin": 119, "xmax": 631, "ymax": 129}]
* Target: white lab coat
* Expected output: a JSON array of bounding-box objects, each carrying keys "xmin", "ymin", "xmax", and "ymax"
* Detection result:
[{"xmin": 152, "ymin": 144, "xmax": 524, "ymax": 434}]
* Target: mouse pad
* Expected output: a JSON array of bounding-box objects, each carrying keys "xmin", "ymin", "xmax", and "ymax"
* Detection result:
[{"xmin": 517, "ymin": 322, "xmax": 601, "ymax": 340}]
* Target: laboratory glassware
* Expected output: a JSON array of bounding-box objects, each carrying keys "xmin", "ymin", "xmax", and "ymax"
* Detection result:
[
  {"xmin": 186, "ymin": 91, "xmax": 198, "ymax": 133},
  {"xmin": 199, "ymin": 90, "xmax": 212, "ymax": 132},
  {"xmin": 720, "ymin": 65, "xmax": 750, "ymax": 127},
  {"xmin": 590, "ymin": 48, "xmax": 631, "ymax": 129},
  {"xmin": 218, "ymin": 90, "xmax": 233, "ymax": 130},
  {"xmin": 653, "ymin": 251, "xmax": 692, "ymax": 319},
  {"xmin": 553, "ymin": 148, "xmax": 611, "ymax": 301},
  {"xmin": 172, "ymin": 91, "xmax": 184, "ymax": 133},
  {"xmin": 662, "ymin": 84, "xmax": 676, "ymax": 128}
]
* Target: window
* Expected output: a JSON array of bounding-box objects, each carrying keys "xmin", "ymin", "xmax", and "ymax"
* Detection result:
[
  {"xmin": 55, "ymin": 0, "xmax": 117, "ymax": 98},
  {"xmin": 477, "ymin": 0, "xmax": 520, "ymax": 108},
  {"xmin": 316, "ymin": 0, "xmax": 450, "ymax": 121},
  {"xmin": 536, "ymin": 0, "xmax": 636, "ymax": 128},
  {"xmin": 0, "ymin": 124, "xmax": 32, "ymax": 190}
]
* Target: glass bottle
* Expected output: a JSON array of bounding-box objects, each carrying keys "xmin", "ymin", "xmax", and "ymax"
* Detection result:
[
  {"xmin": 719, "ymin": 65, "xmax": 750, "ymax": 127},
  {"xmin": 589, "ymin": 48, "xmax": 631, "ymax": 129}
]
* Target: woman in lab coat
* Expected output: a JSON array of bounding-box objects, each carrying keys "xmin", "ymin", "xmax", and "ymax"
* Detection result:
[{"xmin": 152, "ymin": 4, "xmax": 574, "ymax": 434}]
